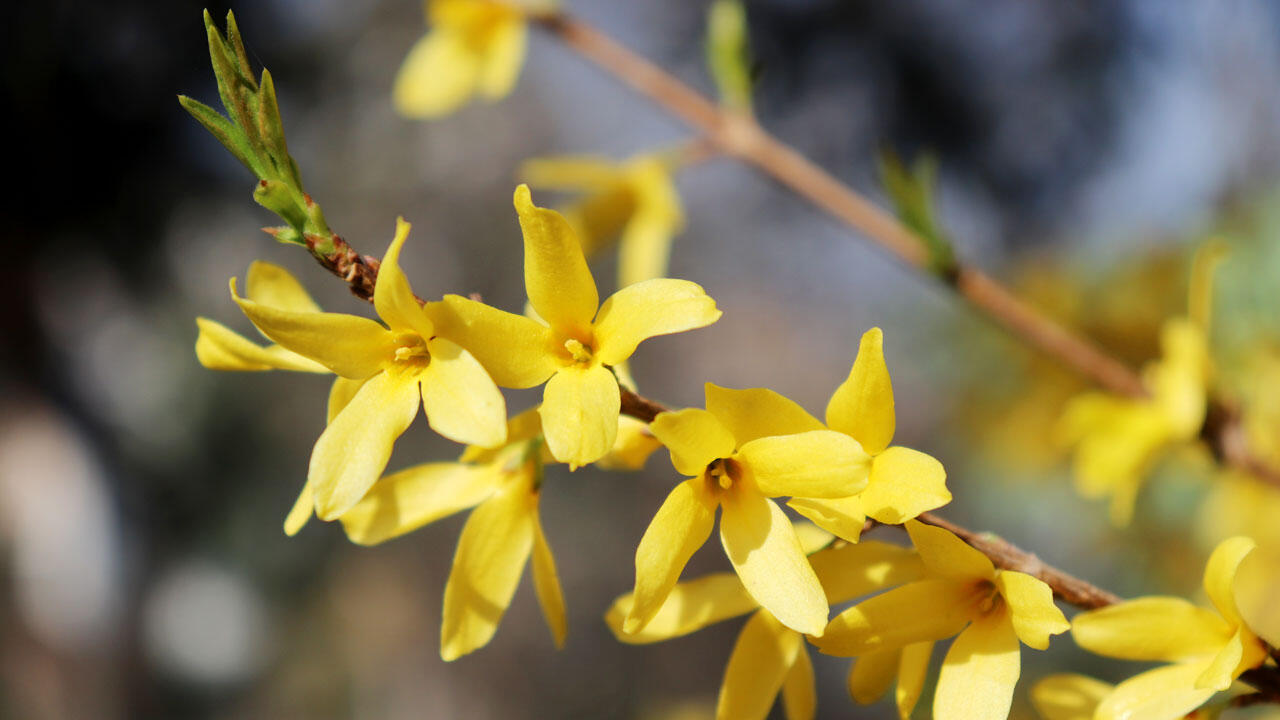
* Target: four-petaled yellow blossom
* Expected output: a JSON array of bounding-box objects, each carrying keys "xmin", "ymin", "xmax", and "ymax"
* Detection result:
[
  {"xmin": 787, "ymin": 327, "xmax": 951, "ymax": 541},
  {"xmin": 393, "ymin": 0, "xmax": 528, "ymax": 119},
  {"xmin": 1056, "ymin": 317, "xmax": 1209, "ymax": 525},
  {"xmin": 1071, "ymin": 536, "xmax": 1267, "ymax": 720},
  {"xmin": 606, "ymin": 528, "xmax": 925, "ymax": 720},
  {"xmin": 1057, "ymin": 242, "xmax": 1223, "ymax": 526},
  {"xmin": 429, "ymin": 185, "xmax": 721, "ymax": 468},
  {"xmin": 228, "ymin": 218, "xmax": 508, "ymax": 524},
  {"xmin": 816, "ymin": 520, "xmax": 1070, "ymax": 720},
  {"xmin": 522, "ymin": 152, "xmax": 684, "ymax": 288},
  {"xmin": 339, "ymin": 409, "xmax": 565, "ymax": 661},
  {"xmin": 625, "ymin": 383, "xmax": 873, "ymax": 637}
]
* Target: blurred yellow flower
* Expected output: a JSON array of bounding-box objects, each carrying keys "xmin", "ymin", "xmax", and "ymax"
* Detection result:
[
  {"xmin": 1071, "ymin": 536, "xmax": 1267, "ymax": 720},
  {"xmin": 429, "ymin": 185, "xmax": 720, "ymax": 468},
  {"xmin": 1030, "ymin": 674, "xmax": 1113, "ymax": 720},
  {"xmin": 625, "ymin": 384, "xmax": 872, "ymax": 637},
  {"xmin": 393, "ymin": 0, "xmax": 528, "ymax": 118},
  {"xmin": 787, "ymin": 327, "xmax": 951, "ymax": 541},
  {"xmin": 227, "ymin": 218, "xmax": 508, "ymax": 522},
  {"xmin": 1057, "ymin": 242, "xmax": 1224, "ymax": 525},
  {"xmin": 816, "ymin": 520, "xmax": 1069, "ymax": 720},
  {"xmin": 340, "ymin": 409, "xmax": 564, "ymax": 661},
  {"xmin": 1057, "ymin": 317, "xmax": 1209, "ymax": 525},
  {"xmin": 606, "ymin": 529, "xmax": 924, "ymax": 720},
  {"xmin": 522, "ymin": 153, "xmax": 684, "ymax": 288}
]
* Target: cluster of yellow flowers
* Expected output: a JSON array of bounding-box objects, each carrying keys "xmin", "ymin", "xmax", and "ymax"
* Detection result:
[{"xmin": 186, "ymin": 2, "xmax": 1280, "ymax": 718}]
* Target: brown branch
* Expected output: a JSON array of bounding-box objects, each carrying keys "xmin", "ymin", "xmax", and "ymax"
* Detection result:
[
  {"xmin": 914, "ymin": 512, "xmax": 1120, "ymax": 609},
  {"xmin": 529, "ymin": 9, "xmax": 1280, "ymax": 489}
]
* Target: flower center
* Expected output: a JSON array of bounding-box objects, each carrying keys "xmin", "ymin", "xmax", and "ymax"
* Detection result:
[
  {"xmin": 564, "ymin": 338, "xmax": 594, "ymax": 365},
  {"xmin": 393, "ymin": 333, "xmax": 430, "ymax": 367},
  {"xmin": 973, "ymin": 580, "xmax": 1002, "ymax": 616},
  {"xmin": 705, "ymin": 457, "xmax": 743, "ymax": 491}
]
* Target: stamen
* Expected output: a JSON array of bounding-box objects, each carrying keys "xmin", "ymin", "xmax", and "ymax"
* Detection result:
[{"xmin": 564, "ymin": 338, "xmax": 593, "ymax": 364}]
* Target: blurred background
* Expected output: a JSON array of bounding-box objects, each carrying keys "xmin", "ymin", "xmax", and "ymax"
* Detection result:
[{"xmin": 5, "ymin": 0, "xmax": 1280, "ymax": 718}]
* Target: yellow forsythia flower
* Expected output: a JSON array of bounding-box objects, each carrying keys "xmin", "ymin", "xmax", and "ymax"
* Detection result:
[
  {"xmin": 625, "ymin": 383, "xmax": 873, "ymax": 637},
  {"xmin": 1057, "ymin": 318, "xmax": 1209, "ymax": 525},
  {"xmin": 393, "ymin": 0, "xmax": 527, "ymax": 118},
  {"xmin": 522, "ymin": 153, "xmax": 684, "ymax": 288},
  {"xmin": 429, "ymin": 185, "xmax": 721, "ymax": 468},
  {"xmin": 1030, "ymin": 674, "xmax": 1113, "ymax": 720},
  {"xmin": 341, "ymin": 410, "xmax": 565, "ymax": 661},
  {"xmin": 606, "ymin": 529, "xmax": 924, "ymax": 720},
  {"xmin": 1071, "ymin": 536, "xmax": 1268, "ymax": 720},
  {"xmin": 228, "ymin": 219, "xmax": 508, "ymax": 524},
  {"xmin": 1057, "ymin": 243, "xmax": 1224, "ymax": 525},
  {"xmin": 788, "ymin": 327, "xmax": 952, "ymax": 540},
  {"xmin": 816, "ymin": 520, "xmax": 1069, "ymax": 720}
]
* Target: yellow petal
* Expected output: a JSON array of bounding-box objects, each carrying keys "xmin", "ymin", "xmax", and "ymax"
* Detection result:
[
  {"xmin": 194, "ymin": 318, "xmax": 328, "ymax": 372},
  {"xmin": 848, "ymin": 648, "xmax": 899, "ymax": 704},
  {"xmin": 933, "ymin": 607, "xmax": 1021, "ymax": 720},
  {"xmin": 520, "ymin": 155, "xmax": 623, "ymax": 190},
  {"xmin": 1194, "ymin": 628, "xmax": 1245, "ymax": 691},
  {"xmin": 618, "ymin": 158, "xmax": 683, "ymax": 287},
  {"xmin": 373, "ymin": 217, "xmax": 435, "ymax": 339},
  {"xmin": 650, "ymin": 408, "xmax": 736, "ymax": 476},
  {"xmin": 993, "ymin": 571, "xmax": 1069, "ymax": 650},
  {"xmin": 421, "ymin": 338, "xmax": 507, "ymax": 448},
  {"xmin": 826, "ymin": 327, "xmax": 896, "ymax": 454},
  {"xmin": 594, "ymin": 279, "xmax": 721, "ymax": 366},
  {"xmin": 286, "ymin": 376, "xmax": 368, "ymax": 535},
  {"xmin": 897, "ymin": 641, "xmax": 934, "ymax": 720},
  {"xmin": 476, "ymin": 14, "xmax": 525, "ymax": 99},
  {"xmin": 514, "ymin": 184, "xmax": 599, "ymax": 333},
  {"xmin": 808, "ymin": 540, "xmax": 927, "ymax": 605},
  {"xmin": 719, "ymin": 490, "xmax": 828, "ymax": 636},
  {"xmin": 1202, "ymin": 535, "xmax": 1256, "ymax": 627},
  {"xmin": 787, "ymin": 495, "xmax": 868, "ymax": 543},
  {"xmin": 428, "ymin": 294, "xmax": 558, "ymax": 388},
  {"xmin": 816, "ymin": 579, "xmax": 977, "ymax": 656},
  {"xmin": 738, "ymin": 430, "xmax": 871, "ymax": 499},
  {"xmin": 1070, "ymin": 597, "xmax": 1232, "ymax": 661},
  {"xmin": 1093, "ymin": 662, "xmax": 1216, "ymax": 720},
  {"xmin": 539, "ymin": 364, "xmax": 620, "ymax": 468},
  {"xmin": 531, "ymin": 501, "xmax": 567, "ymax": 649},
  {"xmin": 393, "ymin": 29, "xmax": 479, "ymax": 119},
  {"xmin": 245, "ymin": 261, "xmax": 320, "ymax": 313},
  {"xmin": 310, "ymin": 370, "xmax": 421, "ymax": 520},
  {"xmin": 905, "ymin": 519, "xmax": 995, "ymax": 582},
  {"xmin": 231, "ymin": 278, "xmax": 392, "ymax": 379},
  {"xmin": 618, "ymin": 206, "xmax": 679, "ymax": 288},
  {"xmin": 461, "ymin": 407, "xmax": 544, "ymax": 465},
  {"xmin": 283, "ymin": 477, "xmax": 314, "ymax": 536},
  {"xmin": 781, "ymin": 646, "xmax": 816, "ymax": 720},
  {"xmin": 440, "ymin": 480, "xmax": 536, "ymax": 661},
  {"xmin": 606, "ymin": 572, "xmax": 758, "ymax": 644},
  {"xmin": 339, "ymin": 461, "xmax": 501, "ymax": 545},
  {"xmin": 626, "ymin": 477, "xmax": 718, "ymax": 633},
  {"xmin": 859, "ymin": 446, "xmax": 951, "ymax": 524},
  {"xmin": 595, "ymin": 415, "xmax": 663, "ymax": 471},
  {"xmin": 327, "ymin": 376, "xmax": 368, "ymax": 423},
  {"xmin": 716, "ymin": 611, "xmax": 803, "ymax": 720},
  {"xmin": 1030, "ymin": 674, "xmax": 1114, "ymax": 720},
  {"xmin": 705, "ymin": 384, "xmax": 825, "ymax": 445}
]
